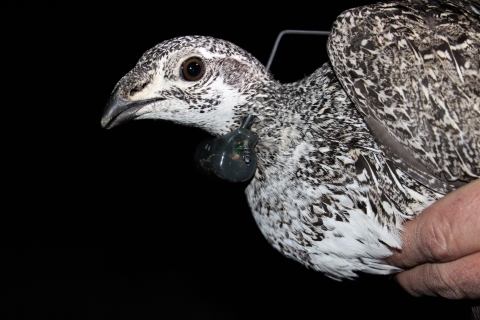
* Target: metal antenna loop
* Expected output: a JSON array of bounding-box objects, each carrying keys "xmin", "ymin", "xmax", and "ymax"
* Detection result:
[{"xmin": 266, "ymin": 30, "xmax": 330, "ymax": 72}]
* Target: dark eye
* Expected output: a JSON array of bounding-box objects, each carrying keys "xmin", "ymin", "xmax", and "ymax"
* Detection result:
[{"xmin": 181, "ymin": 57, "xmax": 205, "ymax": 81}]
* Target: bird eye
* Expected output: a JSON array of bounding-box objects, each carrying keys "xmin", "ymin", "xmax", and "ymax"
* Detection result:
[{"xmin": 181, "ymin": 57, "xmax": 205, "ymax": 81}]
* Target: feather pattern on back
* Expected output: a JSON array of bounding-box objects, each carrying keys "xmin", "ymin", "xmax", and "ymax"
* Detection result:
[{"xmin": 328, "ymin": 0, "xmax": 480, "ymax": 194}]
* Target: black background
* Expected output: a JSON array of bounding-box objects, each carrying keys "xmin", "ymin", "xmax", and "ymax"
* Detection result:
[{"xmin": 5, "ymin": 1, "xmax": 476, "ymax": 319}]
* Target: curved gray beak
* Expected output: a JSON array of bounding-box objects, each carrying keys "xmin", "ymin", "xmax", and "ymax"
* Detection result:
[{"xmin": 101, "ymin": 89, "xmax": 163, "ymax": 129}]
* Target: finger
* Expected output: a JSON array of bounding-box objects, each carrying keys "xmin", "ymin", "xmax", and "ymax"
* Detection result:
[
  {"xmin": 387, "ymin": 179, "xmax": 480, "ymax": 269},
  {"xmin": 395, "ymin": 251, "xmax": 480, "ymax": 299}
]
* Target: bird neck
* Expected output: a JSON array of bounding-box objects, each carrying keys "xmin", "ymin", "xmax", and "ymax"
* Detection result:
[
  {"xmin": 230, "ymin": 75, "xmax": 317, "ymax": 164},
  {"xmin": 232, "ymin": 63, "xmax": 358, "ymax": 172}
]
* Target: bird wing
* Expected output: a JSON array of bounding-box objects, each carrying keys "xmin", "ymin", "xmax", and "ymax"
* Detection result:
[{"xmin": 327, "ymin": 0, "xmax": 480, "ymax": 194}]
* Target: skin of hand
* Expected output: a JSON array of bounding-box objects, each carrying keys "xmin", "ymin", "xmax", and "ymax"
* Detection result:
[{"xmin": 385, "ymin": 178, "xmax": 480, "ymax": 299}]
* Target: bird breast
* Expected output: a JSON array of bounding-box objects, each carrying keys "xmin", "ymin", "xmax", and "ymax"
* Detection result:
[{"xmin": 243, "ymin": 63, "xmax": 440, "ymax": 279}]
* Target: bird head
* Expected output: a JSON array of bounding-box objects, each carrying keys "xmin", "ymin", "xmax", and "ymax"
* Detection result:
[{"xmin": 101, "ymin": 36, "xmax": 271, "ymax": 136}]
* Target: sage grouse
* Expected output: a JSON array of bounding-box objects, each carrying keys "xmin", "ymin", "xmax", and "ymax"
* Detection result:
[{"xmin": 101, "ymin": 0, "xmax": 480, "ymax": 279}]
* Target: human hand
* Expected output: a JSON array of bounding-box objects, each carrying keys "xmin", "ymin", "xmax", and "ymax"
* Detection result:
[{"xmin": 385, "ymin": 179, "xmax": 480, "ymax": 299}]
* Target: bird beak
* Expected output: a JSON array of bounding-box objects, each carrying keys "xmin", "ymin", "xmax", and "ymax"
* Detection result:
[{"xmin": 101, "ymin": 88, "xmax": 163, "ymax": 129}]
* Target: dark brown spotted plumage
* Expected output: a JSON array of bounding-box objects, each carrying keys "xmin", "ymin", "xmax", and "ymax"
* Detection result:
[
  {"xmin": 328, "ymin": 0, "xmax": 480, "ymax": 193},
  {"xmin": 102, "ymin": 0, "xmax": 479, "ymax": 279}
]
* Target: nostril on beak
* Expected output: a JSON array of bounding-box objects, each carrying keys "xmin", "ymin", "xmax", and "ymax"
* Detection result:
[{"xmin": 129, "ymin": 82, "xmax": 150, "ymax": 96}]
